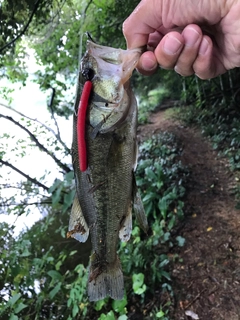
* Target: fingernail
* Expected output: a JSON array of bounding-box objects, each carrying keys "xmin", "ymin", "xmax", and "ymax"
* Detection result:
[
  {"xmin": 163, "ymin": 35, "xmax": 182, "ymax": 55},
  {"xmin": 184, "ymin": 28, "xmax": 201, "ymax": 46},
  {"xmin": 199, "ymin": 38, "xmax": 209, "ymax": 55},
  {"xmin": 174, "ymin": 65, "xmax": 182, "ymax": 75},
  {"xmin": 142, "ymin": 57, "xmax": 157, "ymax": 71}
]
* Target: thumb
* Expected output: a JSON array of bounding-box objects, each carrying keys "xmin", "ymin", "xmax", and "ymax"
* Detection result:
[{"xmin": 123, "ymin": 0, "xmax": 163, "ymax": 49}]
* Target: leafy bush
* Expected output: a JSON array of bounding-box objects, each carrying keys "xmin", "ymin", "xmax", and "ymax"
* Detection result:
[
  {"xmin": 138, "ymin": 87, "xmax": 171, "ymax": 125},
  {"xmin": 117, "ymin": 133, "xmax": 188, "ymax": 317},
  {"xmin": 0, "ymin": 132, "xmax": 188, "ymax": 320},
  {"xmin": 177, "ymin": 72, "xmax": 240, "ymax": 207}
]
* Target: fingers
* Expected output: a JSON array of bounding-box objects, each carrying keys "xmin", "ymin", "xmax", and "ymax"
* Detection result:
[
  {"xmin": 155, "ymin": 32, "xmax": 184, "ymax": 69},
  {"xmin": 137, "ymin": 51, "xmax": 158, "ymax": 75},
  {"xmin": 136, "ymin": 24, "xmax": 227, "ymax": 79},
  {"xmin": 123, "ymin": 0, "xmax": 162, "ymax": 49},
  {"xmin": 174, "ymin": 25, "xmax": 203, "ymax": 76},
  {"xmin": 149, "ymin": 25, "xmax": 204, "ymax": 76},
  {"xmin": 136, "ymin": 31, "xmax": 184, "ymax": 75},
  {"xmin": 192, "ymin": 36, "xmax": 227, "ymax": 79}
]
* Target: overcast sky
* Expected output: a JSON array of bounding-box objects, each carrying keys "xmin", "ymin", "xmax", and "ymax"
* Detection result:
[{"xmin": 0, "ymin": 50, "xmax": 72, "ymax": 236}]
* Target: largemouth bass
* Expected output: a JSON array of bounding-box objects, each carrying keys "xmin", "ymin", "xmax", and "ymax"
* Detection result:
[{"xmin": 68, "ymin": 39, "xmax": 148, "ymax": 301}]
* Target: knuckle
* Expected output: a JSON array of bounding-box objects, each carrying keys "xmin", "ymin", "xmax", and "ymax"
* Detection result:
[
  {"xmin": 122, "ymin": 18, "xmax": 130, "ymax": 36},
  {"xmin": 175, "ymin": 65, "xmax": 194, "ymax": 77},
  {"xmin": 193, "ymin": 62, "xmax": 211, "ymax": 80}
]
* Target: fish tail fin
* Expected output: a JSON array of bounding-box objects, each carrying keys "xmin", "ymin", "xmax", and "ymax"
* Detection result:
[{"xmin": 88, "ymin": 256, "xmax": 124, "ymax": 301}]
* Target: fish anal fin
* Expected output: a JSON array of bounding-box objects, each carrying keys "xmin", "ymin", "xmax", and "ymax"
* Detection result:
[
  {"xmin": 119, "ymin": 205, "xmax": 132, "ymax": 242},
  {"xmin": 68, "ymin": 194, "xmax": 89, "ymax": 242},
  {"xmin": 133, "ymin": 175, "xmax": 148, "ymax": 233},
  {"xmin": 88, "ymin": 256, "xmax": 124, "ymax": 301}
]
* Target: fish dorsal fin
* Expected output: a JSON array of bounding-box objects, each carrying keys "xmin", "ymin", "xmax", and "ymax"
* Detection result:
[
  {"xmin": 67, "ymin": 194, "xmax": 89, "ymax": 242},
  {"xmin": 119, "ymin": 204, "xmax": 132, "ymax": 242}
]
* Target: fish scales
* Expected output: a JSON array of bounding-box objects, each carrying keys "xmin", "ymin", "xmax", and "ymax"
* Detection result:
[
  {"xmin": 86, "ymin": 107, "xmax": 134, "ymax": 261},
  {"xmin": 68, "ymin": 39, "xmax": 148, "ymax": 301}
]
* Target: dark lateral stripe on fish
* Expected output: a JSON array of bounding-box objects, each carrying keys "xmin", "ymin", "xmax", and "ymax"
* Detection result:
[{"xmin": 77, "ymin": 80, "xmax": 92, "ymax": 172}]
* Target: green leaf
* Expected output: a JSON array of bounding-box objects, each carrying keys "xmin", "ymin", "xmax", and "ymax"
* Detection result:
[
  {"xmin": 167, "ymin": 215, "xmax": 176, "ymax": 230},
  {"xmin": 49, "ymin": 282, "xmax": 61, "ymax": 299},
  {"xmin": 99, "ymin": 311, "xmax": 115, "ymax": 320},
  {"xmin": 55, "ymin": 260, "xmax": 62, "ymax": 271},
  {"xmin": 64, "ymin": 171, "xmax": 74, "ymax": 183},
  {"xmin": 67, "ymin": 298, "xmax": 72, "ymax": 308},
  {"xmin": 52, "ymin": 185, "xmax": 63, "ymax": 206},
  {"xmin": 156, "ymin": 310, "xmax": 165, "ymax": 318},
  {"xmin": 69, "ymin": 250, "xmax": 77, "ymax": 256},
  {"xmin": 118, "ymin": 315, "xmax": 128, "ymax": 320},
  {"xmin": 9, "ymin": 314, "xmax": 18, "ymax": 320},
  {"xmin": 94, "ymin": 299, "xmax": 107, "ymax": 311},
  {"xmin": 132, "ymin": 273, "xmax": 146, "ymax": 295},
  {"xmin": 159, "ymin": 259, "xmax": 169, "ymax": 268},
  {"xmin": 20, "ymin": 248, "xmax": 31, "ymax": 257},
  {"xmin": 176, "ymin": 236, "xmax": 185, "ymax": 247},
  {"xmin": 112, "ymin": 294, "xmax": 127, "ymax": 313},
  {"xmin": 145, "ymin": 167, "xmax": 156, "ymax": 180},
  {"xmin": 163, "ymin": 232, "xmax": 170, "ymax": 242},
  {"xmin": 47, "ymin": 270, "xmax": 62, "ymax": 280},
  {"xmin": 63, "ymin": 190, "xmax": 75, "ymax": 212},
  {"xmin": 161, "ymin": 271, "xmax": 171, "ymax": 281},
  {"xmin": 61, "ymin": 226, "xmax": 67, "ymax": 238},
  {"xmin": 70, "ymin": 288, "xmax": 77, "ymax": 300},
  {"xmin": 158, "ymin": 198, "xmax": 168, "ymax": 219},
  {"xmin": 48, "ymin": 179, "xmax": 62, "ymax": 194},
  {"xmin": 14, "ymin": 303, "xmax": 28, "ymax": 314},
  {"xmin": 8, "ymin": 293, "xmax": 21, "ymax": 307},
  {"xmin": 72, "ymin": 303, "xmax": 79, "ymax": 318},
  {"xmin": 142, "ymin": 192, "xmax": 154, "ymax": 202}
]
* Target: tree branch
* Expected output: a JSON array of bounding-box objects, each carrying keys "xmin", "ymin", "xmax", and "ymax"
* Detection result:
[
  {"xmin": 0, "ymin": 184, "xmax": 48, "ymax": 199},
  {"xmin": 0, "ymin": 0, "xmax": 42, "ymax": 53},
  {"xmin": 84, "ymin": 0, "xmax": 93, "ymax": 16},
  {"xmin": 47, "ymin": 87, "xmax": 66, "ymax": 150},
  {"xmin": 0, "ymin": 103, "xmax": 70, "ymax": 155},
  {"xmin": 0, "ymin": 200, "xmax": 52, "ymax": 207},
  {"xmin": 0, "ymin": 159, "xmax": 49, "ymax": 191},
  {"xmin": 0, "ymin": 113, "xmax": 71, "ymax": 173}
]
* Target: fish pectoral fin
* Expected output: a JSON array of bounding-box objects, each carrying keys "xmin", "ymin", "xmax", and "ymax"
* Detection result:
[
  {"xmin": 88, "ymin": 256, "xmax": 124, "ymax": 301},
  {"xmin": 67, "ymin": 194, "xmax": 89, "ymax": 243},
  {"xmin": 119, "ymin": 205, "xmax": 132, "ymax": 242},
  {"xmin": 133, "ymin": 175, "xmax": 149, "ymax": 233}
]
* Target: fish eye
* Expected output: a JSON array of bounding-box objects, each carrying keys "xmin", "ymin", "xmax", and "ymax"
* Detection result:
[{"xmin": 82, "ymin": 68, "xmax": 95, "ymax": 81}]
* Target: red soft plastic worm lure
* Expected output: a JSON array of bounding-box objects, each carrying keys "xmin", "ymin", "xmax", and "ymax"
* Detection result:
[{"xmin": 77, "ymin": 80, "xmax": 92, "ymax": 172}]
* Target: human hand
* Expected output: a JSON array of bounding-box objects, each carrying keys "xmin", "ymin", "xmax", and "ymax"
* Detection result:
[{"xmin": 123, "ymin": 0, "xmax": 240, "ymax": 79}]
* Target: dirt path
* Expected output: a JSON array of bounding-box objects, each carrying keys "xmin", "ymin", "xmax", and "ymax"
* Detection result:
[{"xmin": 138, "ymin": 110, "xmax": 240, "ymax": 320}]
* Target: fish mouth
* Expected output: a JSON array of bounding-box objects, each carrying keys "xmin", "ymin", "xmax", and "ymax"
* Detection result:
[{"xmin": 81, "ymin": 40, "xmax": 142, "ymax": 104}]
